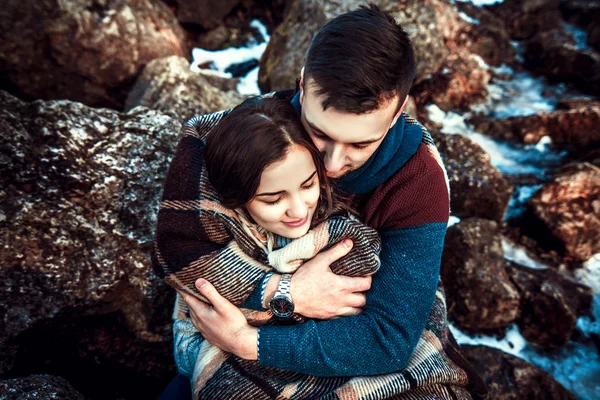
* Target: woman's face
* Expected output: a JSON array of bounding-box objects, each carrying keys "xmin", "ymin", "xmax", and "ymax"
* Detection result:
[{"xmin": 246, "ymin": 144, "xmax": 320, "ymax": 238}]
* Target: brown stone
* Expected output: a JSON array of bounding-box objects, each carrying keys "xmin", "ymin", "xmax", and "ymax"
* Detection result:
[
  {"xmin": 461, "ymin": 345, "xmax": 577, "ymax": 400},
  {"xmin": 432, "ymin": 131, "xmax": 512, "ymax": 222},
  {"xmin": 441, "ymin": 219, "xmax": 521, "ymax": 333},
  {"xmin": 471, "ymin": 102, "xmax": 600, "ymax": 149},
  {"xmin": 528, "ymin": 162, "xmax": 600, "ymax": 262},
  {"xmin": 506, "ymin": 262, "xmax": 593, "ymax": 349},
  {"xmin": 413, "ymin": 48, "xmax": 491, "ymax": 111},
  {"xmin": 175, "ymin": 0, "xmax": 241, "ymax": 30},
  {"xmin": 488, "ymin": 0, "xmax": 564, "ymax": 40},
  {"xmin": 525, "ymin": 28, "xmax": 600, "ymax": 95},
  {"xmin": 125, "ymin": 56, "xmax": 245, "ymax": 121},
  {"xmin": 0, "ymin": 0, "xmax": 188, "ymax": 109}
]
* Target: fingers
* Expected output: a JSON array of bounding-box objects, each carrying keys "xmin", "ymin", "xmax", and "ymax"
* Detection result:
[
  {"xmin": 318, "ymin": 239, "xmax": 354, "ymax": 265},
  {"xmin": 337, "ymin": 307, "xmax": 363, "ymax": 317},
  {"xmin": 348, "ymin": 293, "xmax": 367, "ymax": 308},
  {"xmin": 339, "ymin": 275, "xmax": 372, "ymax": 293},
  {"xmin": 195, "ymin": 278, "xmax": 231, "ymax": 313},
  {"xmin": 175, "ymin": 288, "xmax": 212, "ymax": 317}
]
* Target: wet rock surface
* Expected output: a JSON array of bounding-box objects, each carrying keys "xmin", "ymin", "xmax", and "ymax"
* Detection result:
[
  {"xmin": 471, "ymin": 101, "xmax": 600, "ymax": 149},
  {"xmin": 0, "ymin": 90, "xmax": 179, "ymax": 393},
  {"xmin": 432, "ymin": 131, "xmax": 512, "ymax": 222},
  {"xmin": 487, "ymin": 0, "xmax": 564, "ymax": 40},
  {"xmin": 0, "ymin": 0, "xmax": 188, "ymax": 109},
  {"xmin": 258, "ymin": 0, "xmax": 366, "ymax": 93},
  {"xmin": 442, "ymin": 219, "xmax": 521, "ymax": 333},
  {"xmin": 174, "ymin": 0, "xmax": 241, "ymax": 29},
  {"xmin": 0, "ymin": 374, "xmax": 86, "ymax": 400},
  {"xmin": 506, "ymin": 262, "xmax": 593, "ymax": 349},
  {"xmin": 525, "ymin": 28, "xmax": 600, "ymax": 95},
  {"xmin": 125, "ymin": 56, "xmax": 245, "ymax": 121},
  {"xmin": 461, "ymin": 345, "xmax": 577, "ymax": 400},
  {"xmin": 528, "ymin": 162, "xmax": 600, "ymax": 262}
]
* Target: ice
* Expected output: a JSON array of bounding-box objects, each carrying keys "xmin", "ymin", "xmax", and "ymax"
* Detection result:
[{"xmin": 502, "ymin": 238, "xmax": 549, "ymax": 270}]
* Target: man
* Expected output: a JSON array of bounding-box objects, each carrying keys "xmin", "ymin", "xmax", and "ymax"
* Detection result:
[{"xmin": 154, "ymin": 4, "xmax": 484, "ymax": 399}]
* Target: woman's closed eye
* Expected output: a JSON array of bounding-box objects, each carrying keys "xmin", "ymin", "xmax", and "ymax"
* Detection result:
[
  {"xmin": 264, "ymin": 197, "xmax": 282, "ymax": 206},
  {"xmin": 302, "ymin": 180, "xmax": 317, "ymax": 190}
]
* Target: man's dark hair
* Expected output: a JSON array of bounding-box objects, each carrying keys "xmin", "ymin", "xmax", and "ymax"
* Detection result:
[{"xmin": 304, "ymin": 4, "xmax": 416, "ymax": 114}]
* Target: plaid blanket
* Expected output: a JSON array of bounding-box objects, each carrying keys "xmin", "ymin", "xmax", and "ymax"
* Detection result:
[{"xmin": 153, "ymin": 105, "xmax": 482, "ymax": 399}]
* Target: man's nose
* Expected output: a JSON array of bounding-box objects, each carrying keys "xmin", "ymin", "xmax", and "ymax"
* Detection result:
[{"xmin": 323, "ymin": 144, "xmax": 345, "ymax": 174}]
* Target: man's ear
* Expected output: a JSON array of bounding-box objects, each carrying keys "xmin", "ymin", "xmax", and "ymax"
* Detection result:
[
  {"xmin": 299, "ymin": 67, "xmax": 305, "ymax": 106},
  {"xmin": 390, "ymin": 95, "xmax": 409, "ymax": 128}
]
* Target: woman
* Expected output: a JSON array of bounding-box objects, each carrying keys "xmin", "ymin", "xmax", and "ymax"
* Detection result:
[{"xmin": 153, "ymin": 96, "xmax": 476, "ymax": 399}]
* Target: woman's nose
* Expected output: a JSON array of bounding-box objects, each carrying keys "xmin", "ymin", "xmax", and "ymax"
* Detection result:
[{"xmin": 286, "ymin": 194, "xmax": 308, "ymax": 219}]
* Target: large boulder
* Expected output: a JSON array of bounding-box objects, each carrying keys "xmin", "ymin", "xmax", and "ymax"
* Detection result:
[
  {"xmin": 0, "ymin": 375, "xmax": 85, "ymax": 400},
  {"xmin": 0, "ymin": 91, "xmax": 179, "ymax": 395},
  {"xmin": 258, "ymin": 0, "xmax": 366, "ymax": 93},
  {"xmin": 174, "ymin": 0, "xmax": 241, "ymax": 29},
  {"xmin": 506, "ymin": 262, "xmax": 593, "ymax": 349},
  {"xmin": 525, "ymin": 28, "xmax": 600, "ymax": 95},
  {"xmin": 432, "ymin": 131, "xmax": 512, "ymax": 222},
  {"xmin": 412, "ymin": 48, "xmax": 491, "ymax": 111},
  {"xmin": 488, "ymin": 0, "xmax": 564, "ymax": 40},
  {"xmin": 0, "ymin": 0, "xmax": 188, "ymax": 109},
  {"xmin": 125, "ymin": 56, "xmax": 245, "ymax": 121},
  {"xmin": 454, "ymin": 2, "xmax": 517, "ymax": 66},
  {"xmin": 461, "ymin": 345, "xmax": 577, "ymax": 400},
  {"xmin": 258, "ymin": 0, "xmax": 468, "ymax": 93},
  {"xmin": 441, "ymin": 219, "xmax": 521, "ymax": 333},
  {"xmin": 528, "ymin": 162, "xmax": 600, "ymax": 262},
  {"xmin": 471, "ymin": 101, "xmax": 600, "ymax": 150}
]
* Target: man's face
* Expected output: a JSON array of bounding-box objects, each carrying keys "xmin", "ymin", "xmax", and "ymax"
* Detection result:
[{"xmin": 299, "ymin": 78, "xmax": 405, "ymax": 179}]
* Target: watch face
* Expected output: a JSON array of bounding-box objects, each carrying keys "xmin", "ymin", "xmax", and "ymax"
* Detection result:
[{"xmin": 270, "ymin": 296, "xmax": 294, "ymax": 319}]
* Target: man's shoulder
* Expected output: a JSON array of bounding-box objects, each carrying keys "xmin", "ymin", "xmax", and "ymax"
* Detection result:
[{"xmin": 362, "ymin": 125, "xmax": 450, "ymax": 230}]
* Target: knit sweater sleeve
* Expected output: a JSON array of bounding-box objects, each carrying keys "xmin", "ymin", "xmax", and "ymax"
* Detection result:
[
  {"xmin": 152, "ymin": 132, "xmax": 269, "ymax": 310},
  {"xmin": 257, "ymin": 145, "xmax": 450, "ymax": 376}
]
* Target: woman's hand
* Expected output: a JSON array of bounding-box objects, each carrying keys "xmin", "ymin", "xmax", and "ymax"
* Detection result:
[{"xmin": 177, "ymin": 279, "xmax": 258, "ymax": 360}]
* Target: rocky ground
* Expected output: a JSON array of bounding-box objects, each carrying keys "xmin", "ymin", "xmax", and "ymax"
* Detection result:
[{"xmin": 1, "ymin": 0, "xmax": 599, "ymax": 399}]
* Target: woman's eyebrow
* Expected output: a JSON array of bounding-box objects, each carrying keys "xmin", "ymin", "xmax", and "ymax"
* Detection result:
[{"xmin": 255, "ymin": 170, "xmax": 317, "ymax": 197}]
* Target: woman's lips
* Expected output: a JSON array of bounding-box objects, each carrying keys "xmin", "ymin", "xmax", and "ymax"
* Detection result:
[{"xmin": 282, "ymin": 214, "xmax": 309, "ymax": 228}]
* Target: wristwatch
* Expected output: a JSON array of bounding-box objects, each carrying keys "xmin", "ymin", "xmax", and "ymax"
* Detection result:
[{"xmin": 269, "ymin": 274, "xmax": 294, "ymax": 319}]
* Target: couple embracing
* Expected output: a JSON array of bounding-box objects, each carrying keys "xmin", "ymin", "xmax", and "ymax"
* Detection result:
[{"xmin": 153, "ymin": 5, "xmax": 487, "ymax": 400}]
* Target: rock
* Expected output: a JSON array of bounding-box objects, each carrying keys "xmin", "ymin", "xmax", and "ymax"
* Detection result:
[
  {"xmin": 559, "ymin": 0, "xmax": 600, "ymax": 30},
  {"xmin": 0, "ymin": 375, "xmax": 85, "ymax": 400},
  {"xmin": 0, "ymin": 0, "xmax": 188, "ymax": 109},
  {"xmin": 413, "ymin": 48, "xmax": 491, "ymax": 111},
  {"xmin": 432, "ymin": 131, "xmax": 512, "ymax": 222},
  {"xmin": 125, "ymin": 56, "xmax": 245, "ymax": 121},
  {"xmin": 441, "ymin": 219, "xmax": 521, "ymax": 333},
  {"xmin": 0, "ymin": 90, "xmax": 179, "ymax": 389},
  {"xmin": 488, "ymin": 0, "xmax": 564, "ymax": 40},
  {"xmin": 588, "ymin": 17, "xmax": 600, "ymax": 52},
  {"xmin": 225, "ymin": 59, "xmax": 260, "ymax": 77},
  {"xmin": 258, "ymin": 0, "xmax": 366, "ymax": 93},
  {"xmin": 506, "ymin": 262, "xmax": 593, "ymax": 349},
  {"xmin": 175, "ymin": 0, "xmax": 241, "ymax": 30},
  {"xmin": 460, "ymin": 345, "xmax": 577, "ymax": 400},
  {"xmin": 525, "ymin": 28, "xmax": 600, "ymax": 95},
  {"xmin": 454, "ymin": 2, "xmax": 517, "ymax": 66},
  {"xmin": 528, "ymin": 162, "xmax": 600, "ymax": 262},
  {"xmin": 471, "ymin": 102, "xmax": 600, "ymax": 149}
]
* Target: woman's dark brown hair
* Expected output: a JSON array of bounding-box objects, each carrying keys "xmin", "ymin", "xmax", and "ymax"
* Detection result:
[{"xmin": 205, "ymin": 96, "xmax": 334, "ymax": 223}]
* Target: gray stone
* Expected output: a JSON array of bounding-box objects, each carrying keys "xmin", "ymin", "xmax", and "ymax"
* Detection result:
[
  {"xmin": 0, "ymin": 90, "xmax": 180, "ymax": 375},
  {"xmin": 0, "ymin": 375, "xmax": 85, "ymax": 400},
  {"xmin": 125, "ymin": 56, "xmax": 245, "ymax": 121}
]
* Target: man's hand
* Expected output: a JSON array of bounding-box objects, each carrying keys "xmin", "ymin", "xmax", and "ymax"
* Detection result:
[
  {"xmin": 264, "ymin": 239, "xmax": 372, "ymax": 319},
  {"xmin": 177, "ymin": 279, "xmax": 258, "ymax": 360}
]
